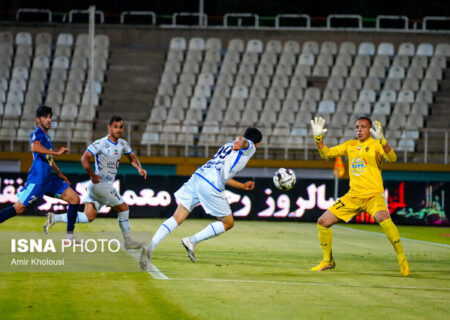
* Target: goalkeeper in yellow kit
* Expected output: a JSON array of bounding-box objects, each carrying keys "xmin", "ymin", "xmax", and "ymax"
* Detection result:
[{"xmin": 310, "ymin": 116, "xmax": 410, "ymax": 276}]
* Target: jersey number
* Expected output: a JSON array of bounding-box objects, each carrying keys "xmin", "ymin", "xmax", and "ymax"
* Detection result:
[
  {"xmin": 334, "ymin": 200, "xmax": 345, "ymax": 210},
  {"xmin": 212, "ymin": 145, "xmax": 232, "ymax": 160}
]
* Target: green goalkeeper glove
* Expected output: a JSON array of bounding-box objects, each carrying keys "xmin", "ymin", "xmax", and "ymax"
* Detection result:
[
  {"xmin": 370, "ymin": 120, "xmax": 387, "ymax": 146},
  {"xmin": 310, "ymin": 116, "xmax": 327, "ymax": 143}
]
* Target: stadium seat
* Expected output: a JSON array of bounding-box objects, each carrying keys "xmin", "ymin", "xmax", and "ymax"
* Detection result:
[
  {"xmin": 420, "ymin": 78, "xmax": 438, "ymax": 92},
  {"xmin": 317, "ymin": 100, "xmax": 336, "ymax": 113},
  {"xmin": 372, "ymin": 102, "xmax": 391, "ymax": 115},
  {"xmin": 320, "ymin": 41, "xmax": 337, "ymax": 55},
  {"xmin": 312, "ymin": 65, "xmax": 330, "ymax": 77},
  {"xmin": 205, "ymin": 38, "xmax": 221, "ymax": 51},
  {"xmin": 228, "ymin": 39, "xmax": 245, "ymax": 52},
  {"xmin": 330, "ymin": 65, "xmax": 348, "ymax": 77},
  {"xmin": 320, "ymin": 86, "xmax": 338, "ymax": 101},
  {"xmin": 411, "ymin": 101, "xmax": 428, "ymax": 115},
  {"xmin": 416, "ymin": 43, "xmax": 433, "ymax": 56},
  {"xmin": 285, "ymin": 87, "xmax": 303, "ymax": 100},
  {"xmin": 302, "ymin": 41, "xmax": 319, "ymax": 55},
  {"xmin": 393, "ymin": 102, "xmax": 411, "ymax": 114},
  {"xmin": 379, "ymin": 90, "xmax": 397, "ymax": 103},
  {"xmin": 357, "ymin": 42, "xmax": 375, "ymax": 55},
  {"xmin": 388, "ymin": 66, "xmax": 405, "ymax": 79},
  {"xmin": 435, "ymin": 43, "xmax": 450, "ymax": 56},
  {"xmin": 398, "ymin": 43, "xmax": 415, "ymax": 56},
  {"xmin": 298, "ymin": 53, "xmax": 315, "ymax": 66},
  {"xmin": 377, "ymin": 42, "xmax": 394, "ymax": 56},
  {"xmin": 265, "ymin": 40, "xmax": 282, "ymax": 54},
  {"xmin": 340, "ymin": 87, "xmax": 358, "ymax": 102},
  {"xmin": 354, "ymin": 101, "xmax": 371, "ymax": 114},
  {"xmin": 246, "ymin": 39, "xmax": 263, "ymax": 53},
  {"xmin": 358, "ymin": 89, "xmax": 376, "ymax": 103},
  {"xmin": 36, "ymin": 32, "xmax": 52, "ymax": 46},
  {"xmin": 249, "ymin": 86, "xmax": 267, "ymax": 99},
  {"xmin": 188, "ymin": 37, "xmax": 205, "ymax": 51},
  {"xmin": 415, "ymin": 90, "xmax": 433, "ymax": 104},
  {"xmin": 15, "ymin": 32, "xmax": 32, "ymax": 45},
  {"xmin": 406, "ymin": 66, "xmax": 424, "ymax": 79},
  {"xmin": 397, "ymin": 90, "xmax": 415, "ymax": 103},
  {"xmin": 425, "ymin": 66, "xmax": 442, "ymax": 80},
  {"xmin": 402, "ymin": 78, "xmax": 419, "ymax": 91},
  {"xmin": 170, "ymin": 37, "xmax": 186, "ymax": 51},
  {"xmin": 392, "ymin": 55, "xmax": 409, "ymax": 68},
  {"xmin": 339, "ymin": 41, "xmax": 356, "ymax": 55},
  {"xmin": 283, "ymin": 40, "xmax": 300, "ymax": 54},
  {"xmin": 363, "ymin": 77, "xmax": 380, "ymax": 90},
  {"xmin": 384, "ymin": 78, "xmax": 401, "ymax": 91}
]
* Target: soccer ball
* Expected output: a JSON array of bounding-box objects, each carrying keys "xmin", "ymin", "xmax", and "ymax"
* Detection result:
[{"xmin": 273, "ymin": 168, "xmax": 296, "ymax": 191}]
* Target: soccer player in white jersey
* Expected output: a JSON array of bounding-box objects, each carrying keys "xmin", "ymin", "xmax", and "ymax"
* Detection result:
[
  {"xmin": 44, "ymin": 115, "xmax": 147, "ymax": 249},
  {"xmin": 139, "ymin": 127, "xmax": 262, "ymax": 270}
]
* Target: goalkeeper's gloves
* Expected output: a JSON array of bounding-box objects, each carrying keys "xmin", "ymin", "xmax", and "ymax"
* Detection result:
[
  {"xmin": 310, "ymin": 116, "xmax": 327, "ymax": 143},
  {"xmin": 370, "ymin": 120, "xmax": 387, "ymax": 146}
]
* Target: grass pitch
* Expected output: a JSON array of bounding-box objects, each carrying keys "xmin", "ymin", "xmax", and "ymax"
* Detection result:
[{"xmin": 1, "ymin": 216, "xmax": 449, "ymax": 320}]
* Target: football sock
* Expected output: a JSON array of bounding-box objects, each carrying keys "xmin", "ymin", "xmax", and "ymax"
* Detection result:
[
  {"xmin": 66, "ymin": 204, "xmax": 79, "ymax": 233},
  {"xmin": 118, "ymin": 210, "xmax": 131, "ymax": 241},
  {"xmin": 318, "ymin": 224, "xmax": 333, "ymax": 262},
  {"xmin": 379, "ymin": 218, "xmax": 404, "ymax": 255},
  {"xmin": 54, "ymin": 212, "xmax": 89, "ymax": 223},
  {"xmin": 149, "ymin": 216, "xmax": 178, "ymax": 251},
  {"xmin": 0, "ymin": 206, "xmax": 17, "ymax": 223},
  {"xmin": 189, "ymin": 221, "xmax": 225, "ymax": 245}
]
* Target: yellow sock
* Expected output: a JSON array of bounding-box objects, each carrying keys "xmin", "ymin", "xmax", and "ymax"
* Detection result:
[
  {"xmin": 379, "ymin": 218, "xmax": 404, "ymax": 255},
  {"xmin": 318, "ymin": 224, "xmax": 333, "ymax": 262}
]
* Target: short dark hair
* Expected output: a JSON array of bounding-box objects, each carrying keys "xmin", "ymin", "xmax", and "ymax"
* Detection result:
[
  {"xmin": 36, "ymin": 105, "xmax": 52, "ymax": 118},
  {"xmin": 109, "ymin": 115, "xmax": 124, "ymax": 125},
  {"xmin": 357, "ymin": 116, "xmax": 372, "ymax": 127},
  {"xmin": 244, "ymin": 127, "xmax": 262, "ymax": 144}
]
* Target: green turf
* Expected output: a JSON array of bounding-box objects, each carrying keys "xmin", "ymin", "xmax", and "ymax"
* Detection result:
[{"xmin": 1, "ymin": 217, "xmax": 449, "ymax": 320}]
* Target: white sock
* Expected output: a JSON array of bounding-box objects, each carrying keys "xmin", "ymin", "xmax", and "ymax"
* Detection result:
[
  {"xmin": 149, "ymin": 216, "xmax": 178, "ymax": 251},
  {"xmin": 189, "ymin": 221, "xmax": 225, "ymax": 245},
  {"xmin": 118, "ymin": 211, "xmax": 131, "ymax": 241},
  {"xmin": 54, "ymin": 212, "xmax": 89, "ymax": 223}
]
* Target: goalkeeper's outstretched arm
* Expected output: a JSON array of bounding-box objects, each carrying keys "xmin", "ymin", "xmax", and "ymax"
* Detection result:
[
  {"xmin": 370, "ymin": 120, "xmax": 397, "ymax": 162},
  {"xmin": 310, "ymin": 117, "xmax": 340, "ymax": 159}
]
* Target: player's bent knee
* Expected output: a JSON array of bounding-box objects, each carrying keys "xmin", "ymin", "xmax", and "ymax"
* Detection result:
[
  {"xmin": 224, "ymin": 220, "xmax": 234, "ymax": 231},
  {"xmin": 375, "ymin": 211, "xmax": 390, "ymax": 223}
]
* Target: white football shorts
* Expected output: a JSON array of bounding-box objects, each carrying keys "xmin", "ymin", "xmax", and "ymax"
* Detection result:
[
  {"xmin": 83, "ymin": 181, "xmax": 124, "ymax": 211},
  {"xmin": 174, "ymin": 174, "xmax": 232, "ymax": 218}
]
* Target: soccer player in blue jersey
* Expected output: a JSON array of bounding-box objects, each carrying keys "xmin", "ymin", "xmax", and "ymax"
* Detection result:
[
  {"xmin": 139, "ymin": 127, "xmax": 262, "ymax": 270},
  {"xmin": 0, "ymin": 106, "xmax": 80, "ymax": 240}
]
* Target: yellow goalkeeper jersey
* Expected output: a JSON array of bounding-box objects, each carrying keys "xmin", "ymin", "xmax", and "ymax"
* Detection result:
[{"xmin": 318, "ymin": 137, "xmax": 397, "ymax": 196}]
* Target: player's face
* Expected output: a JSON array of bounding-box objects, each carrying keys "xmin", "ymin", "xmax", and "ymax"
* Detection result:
[
  {"xmin": 36, "ymin": 114, "xmax": 52, "ymax": 131},
  {"xmin": 108, "ymin": 121, "xmax": 124, "ymax": 140},
  {"xmin": 355, "ymin": 119, "xmax": 371, "ymax": 141}
]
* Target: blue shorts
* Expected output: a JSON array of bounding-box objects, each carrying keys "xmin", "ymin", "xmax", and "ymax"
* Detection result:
[{"xmin": 17, "ymin": 175, "xmax": 69, "ymax": 206}]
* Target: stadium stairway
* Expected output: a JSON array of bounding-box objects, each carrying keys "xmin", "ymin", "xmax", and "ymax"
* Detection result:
[
  {"xmin": 94, "ymin": 46, "xmax": 165, "ymax": 141},
  {"xmin": 415, "ymin": 66, "xmax": 450, "ymax": 163}
]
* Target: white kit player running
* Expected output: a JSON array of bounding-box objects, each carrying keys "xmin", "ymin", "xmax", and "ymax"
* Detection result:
[
  {"xmin": 139, "ymin": 127, "xmax": 262, "ymax": 270},
  {"xmin": 44, "ymin": 115, "xmax": 147, "ymax": 249}
]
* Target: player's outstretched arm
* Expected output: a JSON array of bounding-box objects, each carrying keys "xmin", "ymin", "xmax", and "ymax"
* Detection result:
[
  {"xmin": 370, "ymin": 120, "xmax": 397, "ymax": 162},
  {"xmin": 81, "ymin": 151, "xmax": 102, "ymax": 183},
  {"xmin": 31, "ymin": 141, "xmax": 69, "ymax": 156},
  {"xmin": 310, "ymin": 117, "xmax": 327, "ymax": 149},
  {"xmin": 226, "ymin": 179, "xmax": 255, "ymax": 191},
  {"xmin": 126, "ymin": 152, "xmax": 147, "ymax": 179}
]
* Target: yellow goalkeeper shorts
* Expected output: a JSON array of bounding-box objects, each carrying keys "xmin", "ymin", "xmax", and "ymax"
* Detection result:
[{"xmin": 328, "ymin": 192, "xmax": 389, "ymax": 222}]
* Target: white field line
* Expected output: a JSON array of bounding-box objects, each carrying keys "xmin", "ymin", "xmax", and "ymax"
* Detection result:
[
  {"xmin": 334, "ymin": 225, "xmax": 450, "ymax": 249},
  {"xmin": 123, "ymin": 248, "xmax": 169, "ymax": 280},
  {"xmin": 167, "ymin": 278, "xmax": 450, "ymax": 292}
]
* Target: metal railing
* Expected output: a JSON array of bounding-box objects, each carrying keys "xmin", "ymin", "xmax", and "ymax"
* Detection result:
[
  {"xmin": 326, "ymin": 14, "xmax": 363, "ymax": 29},
  {"xmin": 12, "ymin": 8, "xmax": 450, "ymax": 32},
  {"xmin": 275, "ymin": 14, "xmax": 311, "ymax": 29},
  {"xmin": 66, "ymin": 9, "xmax": 105, "ymax": 23},
  {"xmin": 223, "ymin": 13, "xmax": 259, "ymax": 28},
  {"xmin": 172, "ymin": 12, "xmax": 208, "ymax": 26},
  {"xmin": 16, "ymin": 8, "xmax": 52, "ymax": 23},
  {"xmin": 120, "ymin": 11, "xmax": 156, "ymax": 25},
  {"xmin": 376, "ymin": 15, "xmax": 409, "ymax": 30}
]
